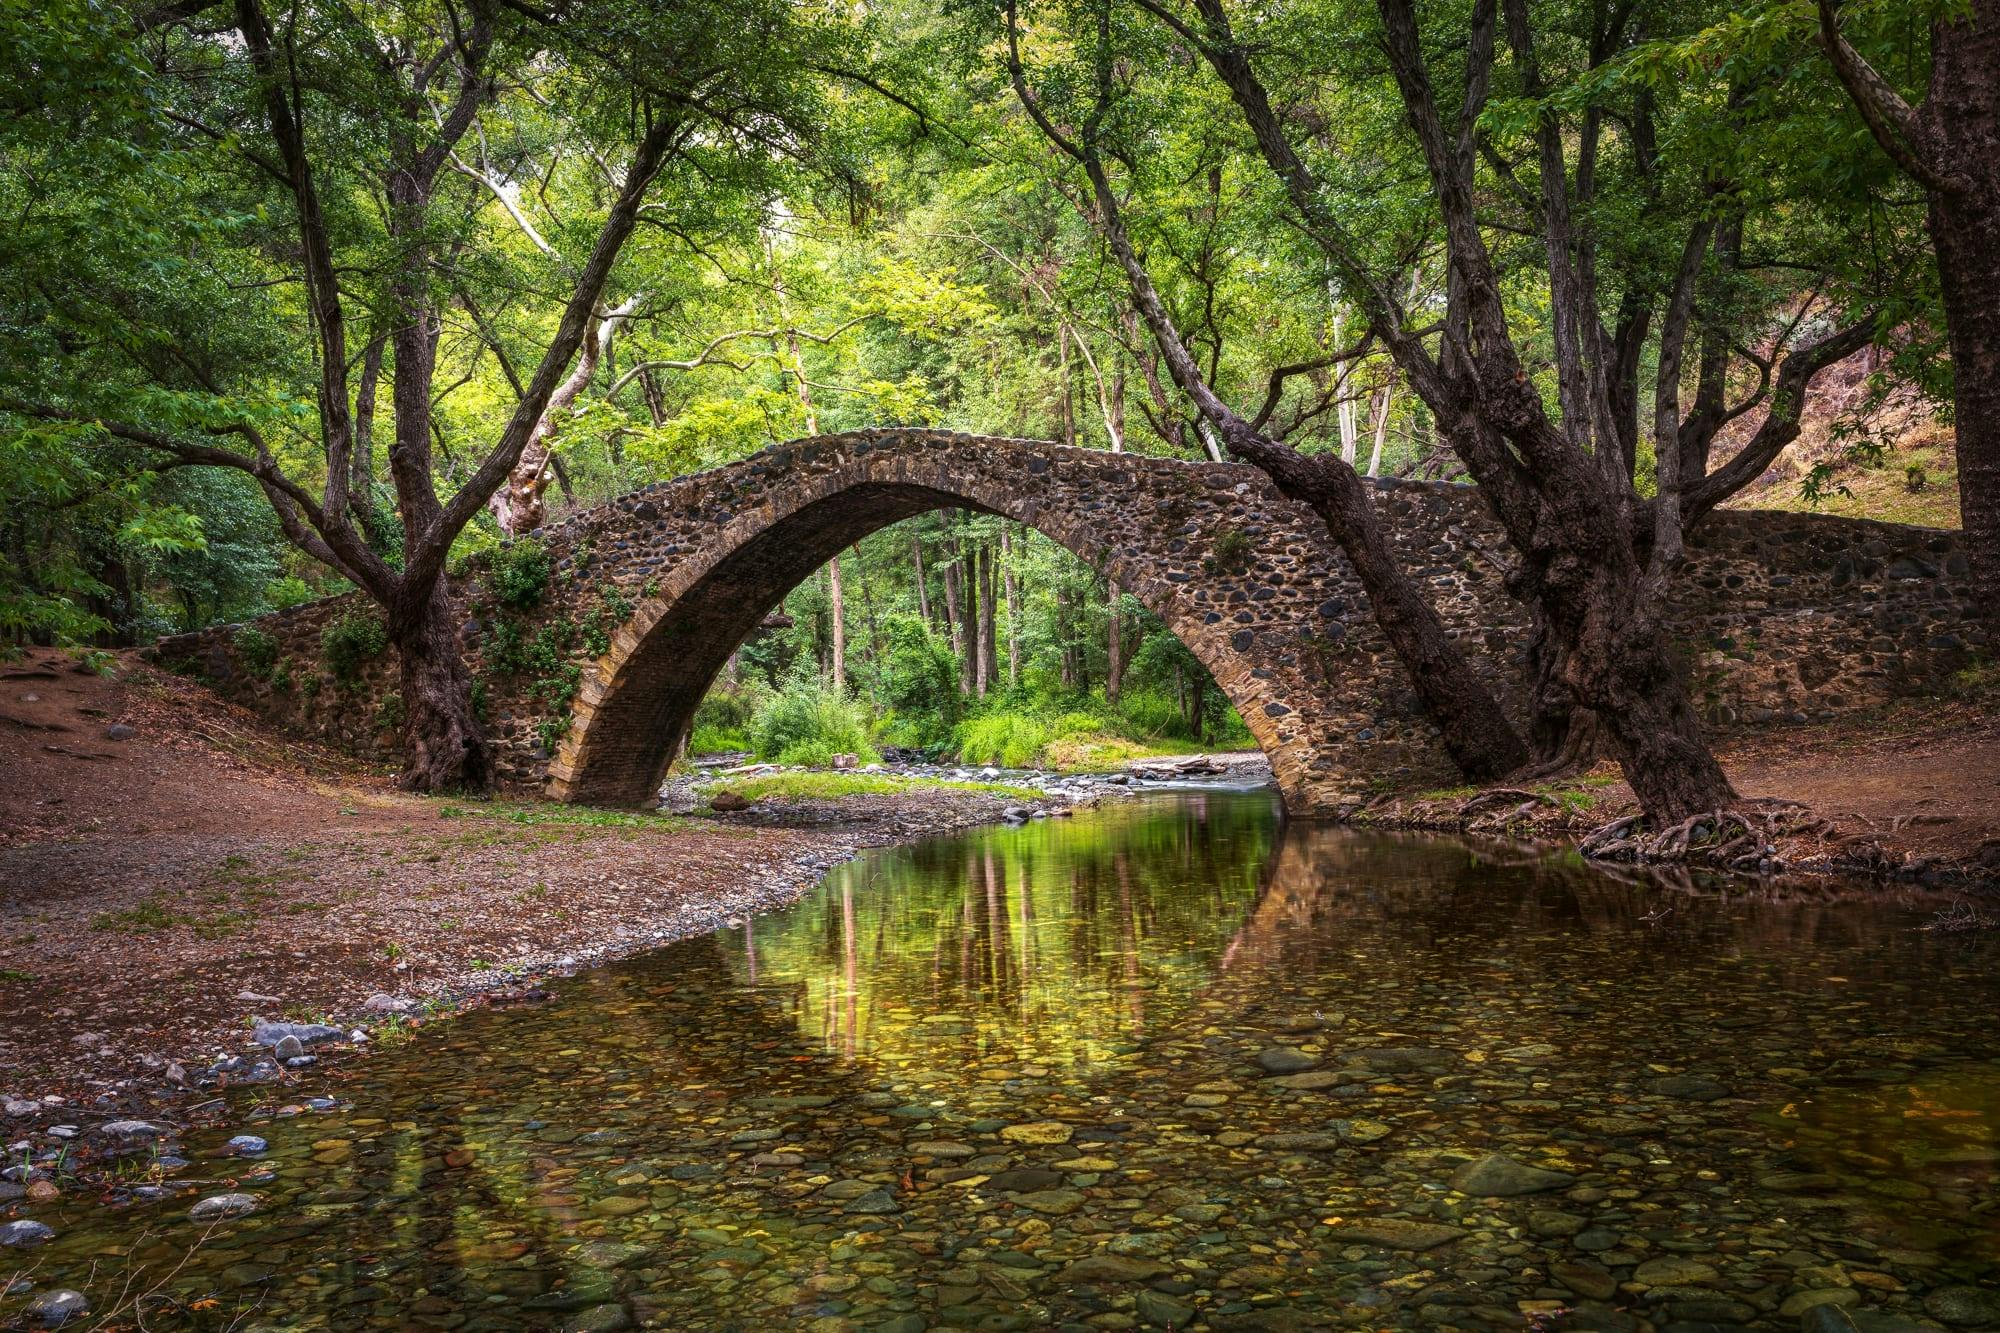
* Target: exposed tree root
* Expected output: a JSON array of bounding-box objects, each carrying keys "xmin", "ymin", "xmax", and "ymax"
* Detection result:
[{"xmin": 1580, "ymin": 798, "xmax": 1834, "ymax": 871}]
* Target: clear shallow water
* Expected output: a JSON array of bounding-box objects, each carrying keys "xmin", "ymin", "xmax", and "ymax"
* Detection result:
[{"xmin": 5, "ymin": 792, "xmax": 1999, "ymax": 1331}]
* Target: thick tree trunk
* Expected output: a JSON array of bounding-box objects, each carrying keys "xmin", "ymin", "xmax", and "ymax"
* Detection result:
[
  {"xmin": 392, "ymin": 578, "xmax": 494, "ymax": 793},
  {"xmin": 1520, "ymin": 605, "xmax": 1603, "ymax": 778},
  {"xmin": 1587, "ymin": 637, "xmax": 1736, "ymax": 820},
  {"xmin": 1263, "ymin": 448, "xmax": 1527, "ymax": 779},
  {"xmin": 1930, "ymin": 191, "xmax": 2000, "ymax": 624}
]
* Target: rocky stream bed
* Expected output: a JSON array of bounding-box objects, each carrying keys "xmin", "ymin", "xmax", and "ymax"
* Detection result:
[{"xmin": 3, "ymin": 791, "xmax": 1998, "ymax": 1332}]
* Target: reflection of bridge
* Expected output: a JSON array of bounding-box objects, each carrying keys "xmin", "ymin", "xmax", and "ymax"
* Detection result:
[{"xmin": 161, "ymin": 429, "xmax": 1977, "ymax": 812}]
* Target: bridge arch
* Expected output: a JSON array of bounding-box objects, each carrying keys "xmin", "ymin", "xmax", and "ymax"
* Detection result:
[
  {"xmin": 542, "ymin": 430, "xmax": 1453, "ymax": 811},
  {"xmin": 150, "ymin": 429, "xmax": 1980, "ymax": 813}
]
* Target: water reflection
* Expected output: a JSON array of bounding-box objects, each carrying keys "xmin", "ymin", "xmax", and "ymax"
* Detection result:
[{"xmin": 5, "ymin": 793, "xmax": 1998, "ymax": 1333}]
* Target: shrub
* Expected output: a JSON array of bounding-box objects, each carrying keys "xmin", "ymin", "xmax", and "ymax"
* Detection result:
[
  {"xmin": 751, "ymin": 678, "xmax": 878, "ymax": 767},
  {"xmin": 320, "ymin": 611, "xmax": 387, "ymax": 685},
  {"xmin": 234, "ymin": 626, "xmax": 279, "ymax": 677},
  {"xmin": 489, "ymin": 539, "xmax": 551, "ymax": 610},
  {"xmin": 264, "ymin": 575, "xmax": 316, "ymax": 611},
  {"xmin": 687, "ymin": 722, "xmax": 750, "ymax": 755},
  {"xmin": 953, "ymin": 713, "xmax": 1049, "ymax": 768},
  {"xmin": 484, "ymin": 618, "xmax": 526, "ymax": 676},
  {"xmin": 688, "ymin": 680, "xmax": 766, "ymax": 755},
  {"xmin": 270, "ymin": 658, "xmax": 293, "ymax": 693},
  {"xmin": 376, "ymin": 692, "xmax": 405, "ymax": 733}
]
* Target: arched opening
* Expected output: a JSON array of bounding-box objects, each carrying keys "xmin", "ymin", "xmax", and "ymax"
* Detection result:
[{"xmin": 546, "ymin": 474, "xmax": 1307, "ymax": 808}]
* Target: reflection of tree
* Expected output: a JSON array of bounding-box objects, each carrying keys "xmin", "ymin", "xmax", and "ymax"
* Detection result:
[{"xmin": 737, "ymin": 794, "xmax": 1278, "ymax": 1070}]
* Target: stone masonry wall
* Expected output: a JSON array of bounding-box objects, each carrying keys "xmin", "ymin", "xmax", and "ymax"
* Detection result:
[{"xmin": 150, "ymin": 430, "xmax": 1983, "ymax": 813}]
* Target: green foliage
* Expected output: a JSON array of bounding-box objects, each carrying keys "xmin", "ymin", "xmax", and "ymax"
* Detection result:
[
  {"xmin": 953, "ymin": 712, "xmax": 1050, "ymax": 768},
  {"xmin": 751, "ymin": 673, "xmax": 880, "ymax": 767},
  {"xmin": 264, "ymin": 576, "xmax": 317, "ymax": 611},
  {"xmin": 578, "ymin": 586, "xmax": 635, "ymax": 656},
  {"xmin": 490, "ymin": 541, "xmax": 552, "ymax": 611},
  {"xmin": 484, "ymin": 618, "xmax": 527, "ymax": 676},
  {"xmin": 70, "ymin": 647, "xmax": 118, "ymax": 677},
  {"xmin": 320, "ymin": 611, "xmax": 387, "ymax": 686},
  {"xmin": 233, "ymin": 626, "xmax": 279, "ymax": 677},
  {"xmin": 376, "ymin": 692, "xmax": 405, "ymax": 734},
  {"xmin": 689, "ymin": 679, "xmax": 768, "ymax": 754},
  {"xmin": 269, "ymin": 658, "xmax": 292, "ymax": 693}
]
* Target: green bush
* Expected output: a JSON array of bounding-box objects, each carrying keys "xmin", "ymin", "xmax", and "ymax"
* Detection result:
[
  {"xmin": 490, "ymin": 539, "xmax": 551, "ymax": 610},
  {"xmin": 484, "ymin": 618, "xmax": 526, "ymax": 676},
  {"xmin": 687, "ymin": 722, "xmax": 751, "ymax": 755},
  {"xmin": 233, "ymin": 626, "xmax": 279, "ymax": 677},
  {"xmin": 320, "ymin": 611, "xmax": 387, "ymax": 685},
  {"xmin": 264, "ymin": 575, "xmax": 316, "ymax": 611},
  {"xmin": 953, "ymin": 713, "xmax": 1049, "ymax": 768},
  {"xmin": 751, "ymin": 678, "xmax": 878, "ymax": 767},
  {"xmin": 376, "ymin": 692, "xmax": 405, "ymax": 733},
  {"xmin": 689, "ymin": 679, "xmax": 767, "ymax": 755}
]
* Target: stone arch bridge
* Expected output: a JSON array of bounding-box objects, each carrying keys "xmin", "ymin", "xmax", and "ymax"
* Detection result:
[{"xmin": 156, "ymin": 429, "xmax": 1978, "ymax": 813}]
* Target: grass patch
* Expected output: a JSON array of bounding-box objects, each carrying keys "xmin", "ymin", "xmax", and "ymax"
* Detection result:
[
  {"xmin": 91, "ymin": 894, "xmax": 249, "ymax": 938},
  {"xmin": 709, "ymin": 771, "xmax": 1042, "ymax": 803}
]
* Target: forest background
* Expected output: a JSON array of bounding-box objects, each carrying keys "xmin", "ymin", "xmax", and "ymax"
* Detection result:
[{"xmin": 0, "ymin": 0, "xmax": 1969, "ymax": 772}]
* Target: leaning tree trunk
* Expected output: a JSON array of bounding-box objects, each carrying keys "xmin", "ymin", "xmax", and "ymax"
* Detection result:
[
  {"xmin": 1259, "ymin": 446, "xmax": 1527, "ymax": 780},
  {"xmin": 391, "ymin": 576, "xmax": 495, "ymax": 793}
]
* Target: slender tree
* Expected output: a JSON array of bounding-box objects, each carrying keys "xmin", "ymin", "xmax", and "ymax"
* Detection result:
[{"xmin": 1004, "ymin": 0, "xmax": 1531, "ymax": 782}]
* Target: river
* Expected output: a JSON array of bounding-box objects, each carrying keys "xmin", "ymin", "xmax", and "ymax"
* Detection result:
[{"xmin": 4, "ymin": 791, "xmax": 1998, "ymax": 1331}]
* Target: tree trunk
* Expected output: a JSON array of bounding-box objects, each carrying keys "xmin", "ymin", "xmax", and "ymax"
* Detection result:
[
  {"xmin": 1001, "ymin": 530, "xmax": 1022, "ymax": 686},
  {"xmin": 491, "ymin": 297, "xmax": 636, "ymax": 536},
  {"xmin": 1365, "ymin": 376, "xmax": 1393, "ymax": 479},
  {"xmin": 969, "ymin": 543, "xmax": 991, "ymax": 696},
  {"xmin": 912, "ymin": 533, "xmax": 932, "ymax": 624},
  {"xmin": 1520, "ymin": 605, "xmax": 1603, "ymax": 778},
  {"xmin": 349, "ymin": 332, "xmax": 384, "ymax": 526},
  {"xmin": 943, "ymin": 542, "xmax": 971, "ymax": 696},
  {"xmin": 392, "ymin": 577, "xmax": 494, "ymax": 793},
  {"xmin": 1255, "ymin": 446, "xmax": 1528, "ymax": 779},
  {"xmin": 1105, "ymin": 577, "xmax": 1124, "ymax": 705},
  {"xmin": 978, "ymin": 542, "xmax": 998, "ymax": 695},
  {"xmin": 1929, "ymin": 190, "xmax": 2000, "ymax": 624},
  {"xmin": 1587, "ymin": 636, "xmax": 1736, "ymax": 820},
  {"xmin": 1822, "ymin": 0, "xmax": 1999, "ymax": 623},
  {"xmin": 828, "ymin": 552, "xmax": 846, "ymax": 691}
]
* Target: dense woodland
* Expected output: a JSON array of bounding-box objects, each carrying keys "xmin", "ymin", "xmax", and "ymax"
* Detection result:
[{"xmin": 1, "ymin": 0, "xmax": 1993, "ymax": 817}]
